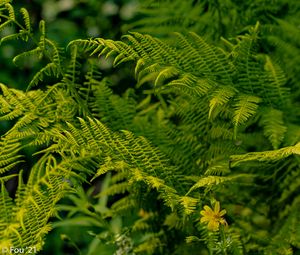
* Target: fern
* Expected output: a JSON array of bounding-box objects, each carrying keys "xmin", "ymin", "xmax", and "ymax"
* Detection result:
[
  {"xmin": 0, "ymin": 2, "xmax": 300, "ymax": 254},
  {"xmin": 232, "ymin": 94, "xmax": 261, "ymax": 137},
  {"xmin": 186, "ymin": 174, "xmax": 254, "ymax": 195},
  {"xmin": 230, "ymin": 142, "xmax": 300, "ymax": 167},
  {"xmin": 259, "ymin": 107, "xmax": 287, "ymax": 149}
]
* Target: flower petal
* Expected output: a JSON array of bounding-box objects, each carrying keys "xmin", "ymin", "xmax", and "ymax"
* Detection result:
[
  {"xmin": 214, "ymin": 201, "xmax": 220, "ymax": 213},
  {"xmin": 200, "ymin": 210, "xmax": 211, "ymax": 217},
  {"xmin": 220, "ymin": 219, "xmax": 228, "ymax": 226},
  {"xmin": 200, "ymin": 217, "xmax": 209, "ymax": 223},
  {"xmin": 208, "ymin": 220, "xmax": 219, "ymax": 231},
  {"xmin": 219, "ymin": 209, "xmax": 226, "ymax": 216},
  {"xmin": 204, "ymin": 205, "xmax": 213, "ymax": 214}
]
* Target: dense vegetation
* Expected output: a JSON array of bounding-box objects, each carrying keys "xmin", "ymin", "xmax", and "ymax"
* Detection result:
[{"xmin": 0, "ymin": 0, "xmax": 300, "ymax": 254}]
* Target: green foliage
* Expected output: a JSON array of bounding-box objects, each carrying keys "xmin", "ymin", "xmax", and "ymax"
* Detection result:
[{"xmin": 0, "ymin": 0, "xmax": 300, "ymax": 254}]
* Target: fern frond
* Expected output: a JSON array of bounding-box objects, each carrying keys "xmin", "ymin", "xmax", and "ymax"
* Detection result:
[
  {"xmin": 163, "ymin": 212, "xmax": 184, "ymax": 231},
  {"xmin": 134, "ymin": 232, "xmax": 163, "ymax": 254},
  {"xmin": 0, "ymin": 0, "xmax": 11, "ymax": 6},
  {"xmin": 0, "ymin": 4, "xmax": 32, "ymax": 43},
  {"xmin": 0, "ymin": 182, "xmax": 14, "ymax": 227},
  {"xmin": 185, "ymin": 235, "xmax": 201, "ymax": 244},
  {"xmin": 267, "ymin": 197, "xmax": 300, "ymax": 253},
  {"xmin": 46, "ymin": 117, "xmax": 188, "ymax": 213},
  {"xmin": 154, "ymin": 66, "xmax": 178, "ymax": 87},
  {"xmin": 101, "ymin": 182, "xmax": 129, "ymax": 197},
  {"xmin": 20, "ymin": 7, "xmax": 30, "ymax": 34},
  {"xmin": 5, "ymin": 3, "xmax": 14, "ymax": 21},
  {"xmin": 28, "ymin": 63, "xmax": 59, "ymax": 89},
  {"xmin": 74, "ymin": 32, "xmax": 232, "ymax": 98},
  {"xmin": 278, "ymin": 167, "xmax": 300, "ymax": 204},
  {"xmin": 209, "ymin": 86, "xmax": 237, "ymax": 119},
  {"xmin": 179, "ymin": 196, "xmax": 199, "ymax": 215},
  {"xmin": 38, "ymin": 20, "xmax": 45, "ymax": 49},
  {"xmin": 0, "ymin": 32, "xmax": 22, "ymax": 44},
  {"xmin": 263, "ymin": 55, "xmax": 289, "ymax": 107},
  {"xmin": 232, "ymin": 26, "xmax": 262, "ymax": 94},
  {"xmin": 132, "ymin": 219, "xmax": 151, "ymax": 232},
  {"xmin": 167, "ymin": 74, "xmax": 213, "ymax": 97},
  {"xmin": 230, "ymin": 142, "xmax": 300, "ymax": 167},
  {"xmin": 186, "ymin": 174, "xmax": 254, "ymax": 195},
  {"xmin": 27, "ymin": 38, "xmax": 63, "ymax": 90},
  {"xmin": 45, "ymin": 38, "xmax": 64, "ymax": 67},
  {"xmin": 88, "ymin": 78, "xmax": 137, "ymax": 131},
  {"xmin": 284, "ymin": 124, "xmax": 300, "ymax": 146},
  {"xmin": 259, "ymin": 107, "xmax": 287, "ymax": 149},
  {"xmin": 12, "ymin": 47, "xmax": 42, "ymax": 66},
  {"xmin": 123, "ymin": 0, "xmax": 214, "ymax": 40},
  {"xmin": 187, "ymin": 32, "xmax": 233, "ymax": 84},
  {"xmin": 0, "ymin": 152, "xmax": 92, "ymax": 249},
  {"xmin": 233, "ymin": 94, "xmax": 261, "ymax": 137},
  {"xmin": 110, "ymin": 195, "xmax": 136, "ymax": 215},
  {"xmin": 204, "ymin": 160, "xmax": 231, "ymax": 176},
  {"xmin": 0, "ymin": 20, "xmax": 12, "ymax": 34}
]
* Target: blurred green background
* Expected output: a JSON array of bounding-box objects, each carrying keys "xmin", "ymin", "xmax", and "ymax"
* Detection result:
[{"xmin": 0, "ymin": 0, "xmax": 138, "ymax": 89}]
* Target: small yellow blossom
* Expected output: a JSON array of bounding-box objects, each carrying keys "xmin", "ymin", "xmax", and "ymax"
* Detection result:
[
  {"xmin": 138, "ymin": 208, "xmax": 151, "ymax": 219},
  {"xmin": 200, "ymin": 201, "xmax": 227, "ymax": 231}
]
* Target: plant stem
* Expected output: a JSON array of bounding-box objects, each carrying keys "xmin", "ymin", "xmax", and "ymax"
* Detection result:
[{"xmin": 220, "ymin": 225, "xmax": 228, "ymax": 255}]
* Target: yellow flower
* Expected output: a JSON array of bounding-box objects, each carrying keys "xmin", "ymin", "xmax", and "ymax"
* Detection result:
[{"xmin": 200, "ymin": 201, "xmax": 227, "ymax": 231}]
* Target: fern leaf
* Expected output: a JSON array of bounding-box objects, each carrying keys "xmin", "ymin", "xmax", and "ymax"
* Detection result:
[
  {"xmin": 110, "ymin": 196, "xmax": 136, "ymax": 214},
  {"xmin": 230, "ymin": 142, "xmax": 300, "ymax": 167},
  {"xmin": 264, "ymin": 55, "xmax": 289, "ymax": 106},
  {"xmin": 259, "ymin": 107, "xmax": 287, "ymax": 149},
  {"xmin": 278, "ymin": 169, "xmax": 300, "ymax": 204},
  {"xmin": 100, "ymin": 182, "xmax": 128, "ymax": 197},
  {"xmin": 209, "ymin": 86, "xmax": 237, "ymax": 119},
  {"xmin": 267, "ymin": 197, "xmax": 300, "ymax": 252},
  {"xmin": 233, "ymin": 94, "xmax": 261, "ymax": 137},
  {"xmin": 154, "ymin": 66, "xmax": 178, "ymax": 87},
  {"xmin": 38, "ymin": 20, "xmax": 45, "ymax": 49},
  {"xmin": 12, "ymin": 47, "xmax": 42, "ymax": 66},
  {"xmin": 0, "ymin": 33, "xmax": 22, "ymax": 44},
  {"xmin": 167, "ymin": 75, "xmax": 213, "ymax": 97},
  {"xmin": 284, "ymin": 124, "xmax": 300, "ymax": 146},
  {"xmin": 46, "ymin": 39, "xmax": 64, "ymax": 67},
  {"xmin": 0, "ymin": 20, "xmax": 12, "ymax": 34},
  {"xmin": 179, "ymin": 196, "xmax": 199, "ymax": 215},
  {"xmin": 186, "ymin": 235, "xmax": 202, "ymax": 244},
  {"xmin": 204, "ymin": 160, "xmax": 231, "ymax": 176},
  {"xmin": 0, "ymin": 182, "xmax": 14, "ymax": 224},
  {"xmin": 28, "ymin": 63, "xmax": 58, "ymax": 89},
  {"xmin": 164, "ymin": 212, "xmax": 183, "ymax": 230},
  {"xmin": 186, "ymin": 174, "xmax": 254, "ymax": 195},
  {"xmin": 134, "ymin": 233, "xmax": 163, "ymax": 254},
  {"xmin": 5, "ymin": 3, "xmax": 14, "ymax": 21},
  {"xmin": 20, "ymin": 7, "xmax": 30, "ymax": 34},
  {"xmin": 188, "ymin": 32, "xmax": 233, "ymax": 84}
]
